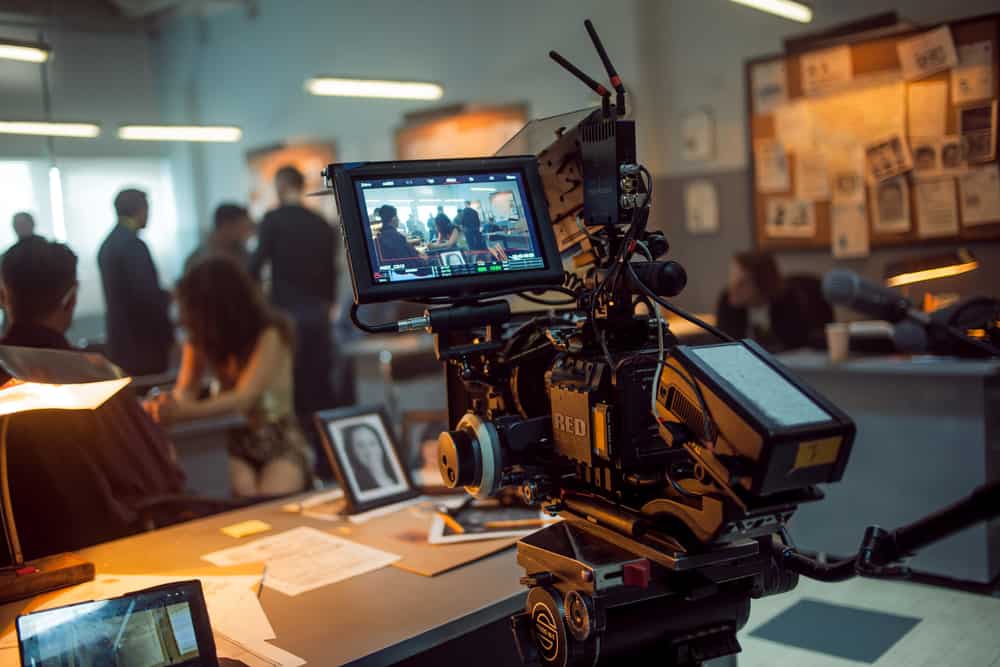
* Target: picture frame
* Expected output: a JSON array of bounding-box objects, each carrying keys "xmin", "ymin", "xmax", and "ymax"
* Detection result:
[
  {"xmin": 315, "ymin": 406, "xmax": 420, "ymax": 514},
  {"xmin": 401, "ymin": 409, "xmax": 449, "ymax": 488}
]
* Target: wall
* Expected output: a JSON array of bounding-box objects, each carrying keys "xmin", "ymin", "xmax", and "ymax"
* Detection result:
[
  {"xmin": 638, "ymin": 0, "xmax": 1000, "ymax": 314},
  {"xmin": 153, "ymin": 0, "xmax": 644, "ymax": 238}
]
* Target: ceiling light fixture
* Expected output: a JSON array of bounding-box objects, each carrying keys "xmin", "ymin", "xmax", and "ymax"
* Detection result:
[
  {"xmin": 117, "ymin": 125, "xmax": 243, "ymax": 142},
  {"xmin": 0, "ymin": 39, "xmax": 50, "ymax": 63},
  {"xmin": 0, "ymin": 121, "xmax": 100, "ymax": 138},
  {"xmin": 305, "ymin": 77, "xmax": 444, "ymax": 100},
  {"xmin": 729, "ymin": 0, "xmax": 813, "ymax": 23}
]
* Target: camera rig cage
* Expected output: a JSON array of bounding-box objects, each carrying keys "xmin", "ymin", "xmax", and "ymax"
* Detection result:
[{"xmin": 322, "ymin": 19, "xmax": 1000, "ymax": 667}]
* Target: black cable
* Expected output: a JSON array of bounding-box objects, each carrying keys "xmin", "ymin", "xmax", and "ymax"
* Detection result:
[
  {"xmin": 518, "ymin": 293, "xmax": 576, "ymax": 306},
  {"xmin": 349, "ymin": 303, "xmax": 397, "ymax": 334},
  {"xmin": 625, "ymin": 262, "xmax": 734, "ymax": 342}
]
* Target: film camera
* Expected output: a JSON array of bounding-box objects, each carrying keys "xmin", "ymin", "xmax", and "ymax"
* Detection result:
[{"xmin": 323, "ymin": 20, "xmax": 999, "ymax": 667}]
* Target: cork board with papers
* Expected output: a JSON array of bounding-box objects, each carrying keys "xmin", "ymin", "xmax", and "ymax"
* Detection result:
[{"xmin": 745, "ymin": 13, "xmax": 1000, "ymax": 255}]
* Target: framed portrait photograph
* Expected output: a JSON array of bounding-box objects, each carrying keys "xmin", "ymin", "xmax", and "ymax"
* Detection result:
[
  {"xmin": 401, "ymin": 410, "xmax": 449, "ymax": 488},
  {"xmin": 315, "ymin": 406, "xmax": 419, "ymax": 513}
]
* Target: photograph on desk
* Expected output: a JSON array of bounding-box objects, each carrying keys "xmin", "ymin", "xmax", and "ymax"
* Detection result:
[
  {"xmin": 316, "ymin": 406, "xmax": 419, "ymax": 513},
  {"xmin": 429, "ymin": 497, "xmax": 560, "ymax": 544}
]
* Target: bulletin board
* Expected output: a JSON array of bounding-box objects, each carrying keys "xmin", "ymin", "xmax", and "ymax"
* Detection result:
[{"xmin": 745, "ymin": 13, "xmax": 1000, "ymax": 254}]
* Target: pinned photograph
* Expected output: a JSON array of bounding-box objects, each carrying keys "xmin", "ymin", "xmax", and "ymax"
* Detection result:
[
  {"xmin": 751, "ymin": 60, "xmax": 787, "ymax": 115},
  {"xmin": 872, "ymin": 176, "xmax": 911, "ymax": 234},
  {"xmin": 959, "ymin": 101, "xmax": 997, "ymax": 163},
  {"xmin": 831, "ymin": 170, "xmax": 865, "ymax": 203},
  {"xmin": 316, "ymin": 406, "xmax": 419, "ymax": 513},
  {"xmin": 765, "ymin": 198, "xmax": 816, "ymax": 238},
  {"xmin": 940, "ymin": 136, "xmax": 966, "ymax": 170},
  {"xmin": 958, "ymin": 165, "xmax": 1000, "ymax": 227},
  {"xmin": 911, "ymin": 138, "xmax": 938, "ymax": 173},
  {"xmin": 754, "ymin": 139, "xmax": 790, "ymax": 193},
  {"xmin": 896, "ymin": 26, "xmax": 958, "ymax": 81},
  {"xmin": 865, "ymin": 135, "xmax": 913, "ymax": 183}
]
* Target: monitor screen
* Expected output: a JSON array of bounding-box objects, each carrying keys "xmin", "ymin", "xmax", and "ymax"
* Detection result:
[{"xmin": 353, "ymin": 170, "xmax": 547, "ymax": 286}]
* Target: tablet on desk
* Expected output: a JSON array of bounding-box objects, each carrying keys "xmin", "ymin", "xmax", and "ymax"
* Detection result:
[{"xmin": 16, "ymin": 580, "xmax": 234, "ymax": 667}]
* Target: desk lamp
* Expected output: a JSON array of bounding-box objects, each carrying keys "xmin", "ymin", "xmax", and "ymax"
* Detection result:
[
  {"xmin": 884, "ymin": 248, "xmax": 979, "ymax": 288},
  {"xmin": 0, "ymin": 345, "xmax": 131, "ymax": 603}
]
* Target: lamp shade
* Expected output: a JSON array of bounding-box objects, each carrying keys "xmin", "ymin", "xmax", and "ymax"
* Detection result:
[
  {"xmin": 0, "ymin": 346, "xmax": 131, "ymax": 415},
  {"xmin": 884, "ymin": 248, "xmax": 979, "ymax": 288}
]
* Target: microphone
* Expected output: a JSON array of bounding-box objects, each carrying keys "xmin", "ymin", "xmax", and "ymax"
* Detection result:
[
  {"xmin": 891, "ymin": 320, "xmax": 929, "ymax": 354},
  {"xmin": 821, "ymin": 269, "xmax": 929, "ymax": 324}
]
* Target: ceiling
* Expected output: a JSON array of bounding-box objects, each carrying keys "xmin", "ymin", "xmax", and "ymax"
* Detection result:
[{"xmin": 0, "ymin": 0, "xmax": 248, "ymax": 24}]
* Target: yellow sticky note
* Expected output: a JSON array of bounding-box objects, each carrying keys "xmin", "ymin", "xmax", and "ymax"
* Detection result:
[{"xmin": 221, "ymin": 520, "xmax": 272, "ymax": 539}]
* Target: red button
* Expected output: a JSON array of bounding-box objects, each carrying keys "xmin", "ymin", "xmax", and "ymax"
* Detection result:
[
  {"xmin": 16, "ymin": 566, "xmax": 39, "ymax": 576},
  {"xmin": 623, "ymin": 559, "xmax": 651, "ymax": 588}
]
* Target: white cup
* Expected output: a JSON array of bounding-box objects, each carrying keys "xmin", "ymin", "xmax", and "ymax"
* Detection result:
[{"xmin": 826, "ymin": 323, "xmax": 850, "ymax": 363}]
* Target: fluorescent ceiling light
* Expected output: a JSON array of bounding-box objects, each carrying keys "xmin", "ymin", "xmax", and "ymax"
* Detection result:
[
  {"xmin": 729, "ymin": 0, "xmax": 812, "ymax": 23},
  {"xmin": 0, "ymin": 41, "xmax": 50, "ymax": 63},
  {"xmin": 0, "ymin": 121, "xmax": 100, "ymax": 138},
  {"xmin": 306, "ymin": 77, "xmax": 443, "ymax": 100},
  {"xmin": 118, "ymin": 125, "xmax": 243, "ymax": 142},
  {"xmin": 48, "ymin": 167, "xmax": 67, "ymax": 242}
]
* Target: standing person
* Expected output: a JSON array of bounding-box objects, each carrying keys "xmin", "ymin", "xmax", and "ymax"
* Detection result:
[
  {"xmin": 184, "ymin": 203, "xmax": 256, "ymax": 273},
  {"xmin": 459, "ymin": 200, "xmax": 485, "ymax": 250},
  {"xmin": 98, "ymin": 189, "xmax": 174, "ymax": 376},
  {"xmin": 145, "ymin": 256, "xmax": 312, "ymax": 497},
  {"xmin": 11, "ymin": 212, "xmax": 37, "ymax": 242},
  {"xmin": 434, "ymin": 206, "xmax": 451, "ymax": 233},
  {"xmin": 249, "ymin": 166, "xmax": 337, "ymax": 425}
]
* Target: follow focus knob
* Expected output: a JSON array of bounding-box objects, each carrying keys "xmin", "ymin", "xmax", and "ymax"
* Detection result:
[{"xmin": 438, "ymin": 428, "xmax": 478, "ymax": 488}]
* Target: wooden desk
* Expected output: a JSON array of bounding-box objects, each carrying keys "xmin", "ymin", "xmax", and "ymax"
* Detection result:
[{"xmin": 0, "ymin": 496, "xmax": 525, "ymax": 666}]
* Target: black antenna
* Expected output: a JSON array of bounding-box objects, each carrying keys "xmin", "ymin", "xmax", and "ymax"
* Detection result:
[
  {"xmin": 549, "ymin": 50, "xmax": 612, "ymax": 117},
  {"xmin": 584, "ymin": 19, "xmax": 625, "ymax": 115}
]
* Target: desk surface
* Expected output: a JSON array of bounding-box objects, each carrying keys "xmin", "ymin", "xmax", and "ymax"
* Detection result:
[{"xmin": 0, "ymin": 495, "xmax": 525, "ymax": 667}]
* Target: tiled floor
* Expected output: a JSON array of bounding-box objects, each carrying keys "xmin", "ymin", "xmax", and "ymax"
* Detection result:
[{"xmin": 731, "ymin": 576, "xmax": 1000, "ymax": 666}]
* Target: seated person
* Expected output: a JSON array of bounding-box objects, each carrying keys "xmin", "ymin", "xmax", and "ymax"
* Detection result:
[
  {"xmin": 376, "ymin": 205, "xmax": 426, "ymax": 267},
  {"xmin": 716, "ymin": 251, "xmax": 832, "ymax": 351},
  {"xmin": 427, "ymin": 215, "xmax": 467, "ymax": 253},
  {"xmin": 0, "ymin": 238, "xmax": 186, "ymax": 560},
  {"xmin": 144, "ymin": 256, "xmax": 313, "ymax": 497}
]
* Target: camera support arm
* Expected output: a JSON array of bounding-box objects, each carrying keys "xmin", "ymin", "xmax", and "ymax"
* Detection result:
[{"xmin": 777, "ymin": 479, "xmax": 1000, "ymax": 582}]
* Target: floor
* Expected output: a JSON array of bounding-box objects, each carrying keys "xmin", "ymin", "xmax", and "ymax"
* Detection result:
[{"xmin": 733, "ymin": 576, "xmax": 1000, "ymax": 667}]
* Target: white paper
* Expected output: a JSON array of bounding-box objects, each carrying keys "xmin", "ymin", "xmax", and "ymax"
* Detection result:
[
  {"xmin": 914, "ymin": 178, "xmax": 959, "ymax": 238},
  {"xmin": 831, "ymin": 202, "xmax": 870, "ymax": 258},
  {"xmin": 0, "ymin": 574, "xmax": 273, "ymax": 651},
  {"xmin": 897, "ymin": 26, "xmax": 958, "ymax": 81},
  {"xmin": 684, "ymin": 179, "xmax": 720, "ymax": 235},
  {"xmin": 952, "ymin": 41, "xmax": 994, "ymax": 104},
  {"xmin": 865, "ymin": 134, "xmax": 913, "ymax": 183},
  {"xmin": 751, "ymin": 60, "xmax": 787, "ymax": 115},
  {"xmin": 681, "ymin": 109, "xmax": 714, "ymax": 161},
  {"xmin": 808, "ymin": 75, "xmax": 905, "ymax": 151},
  {"xmin": 754, "ymin": 139, "xmax": 790, "ymax": 193},
  {"xmin": 801, "ymin": 46, "xmax": 853, "ymax": 96},
  {"xmin": 907, "ymin": 81, "xmax": 948, "ymax": 138},
  {"xmin": 794, "ymin": 152, "xmax": 830, "ymax": 201},
  {"xmin": 959, "ymin": 164, "xmax": 1000, "ymax": 227},
  {"xmin": 774, "ymin": 101, "xmax": 815, "ymax": 153},
  {"xmin": 871, "ymin": 176, "xmax": 911, "ymax": 233},
  {"xmin": 829, "ymin": 147, "xmax": 866, "ymax": 204},
  {"xmin": 202, "ymin": 526, "xmax": 400, "ymax": 596},
  {"xmin": 764, "ymin": 199, "xmax": 815, "ymax": 238},
  {"xmin": 216, "ymin": 632, "xmax": 307, "ymax": 667}
]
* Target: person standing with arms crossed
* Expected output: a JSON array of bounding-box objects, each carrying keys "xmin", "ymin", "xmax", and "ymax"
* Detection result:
[{"xmin": 98, "ymin": 189, "xmax": 174, "ymax": 376}]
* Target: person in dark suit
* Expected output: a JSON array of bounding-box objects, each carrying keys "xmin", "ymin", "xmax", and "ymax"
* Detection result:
[
  {"xmin": 375, "ymin": 205, "xmax": 425, "ymax": 267},
  {"xmin": 98, "ymin": 189, "xmax": 174, "ymax": 376},
  {"xmin": 342, "ymin": 423, "xmax": 399, "ymax": 494},
  {"xmin": 11, "ymin": 211, "xmax": 37, "ymax": 242},
  {"xmin": 715, "ymin": 251, "xmax": 833, "ymax": 351},
  {"xmin": 249, "ymin": 166, "xmax": 337, "ymax": 423},
  {"xmin": 459, "ymin": 200, "xmax": 485, "ymax": 250},
  {"xmin": 0, "ymin": 238, "xmax": 185, "ymax": 560},
  {"xmin": 184, "ymin": 203, "xmax": 256, "ymax": 273}
]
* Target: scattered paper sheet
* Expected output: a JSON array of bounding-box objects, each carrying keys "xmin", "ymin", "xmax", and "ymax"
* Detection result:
[
  {"xmin": 907, "ymin": 81, "xmax": 947, "ymax": 138},
  {"xmin": 202, "ymin": 526, "xmax": 400, "ymax": 596},
  {"xmin": 831, "ymin": 202, "xmax": 870, "ymax": 258},
  {"xmin": 764, "ymin": 199, "xmax": 815, "ymax": 238},
  {"xmin": 959, "ymin": 164, "xmax": 1000, "ymax": 227},
  {"xmin": 794, "ymin": 152, "xmax": 831, "ymax": 201},
  {"xmin": 952, "ymin": 41, "xmax": 994, "ymax": 104},
  {"xmin": 216, "ymin": 632, "xmax": 306, "ymax": 667},
  {"xmin": 684, "ymin": 179, "xmax": 720, "ymax": 235},
  {"xmin": 774, "ymin": 101, "xmax": 815, "ymax": 153},
  {"xmin": 914, "ymin": 178, "xmax": 959, "ymax": 238},
  {"xmin": 0, "ymin": 573, "xmax": 273, "ymax": 651},
  {"xmin": 801, "ymin": 46, "xmax": 853, "ymax": 96},
  {"xmin": 754, "ymin": 140, "xmax": 790, "ymax": 193},
  {"xmin": 751, "ymin": 60, "xmax": 787, "ymax": 115},
  {"xmin": 871, "ymin": 176, "xmax": 911, "ymax": 234},
  {"xmin": 897, "ymin": 26, "xmax": 958, "ymax": 81}
]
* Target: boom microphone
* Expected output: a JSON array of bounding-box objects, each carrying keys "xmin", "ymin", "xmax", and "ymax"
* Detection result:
[{"xmin": 821, "ymin": 268, "xmax": 928, "ymax": 324}]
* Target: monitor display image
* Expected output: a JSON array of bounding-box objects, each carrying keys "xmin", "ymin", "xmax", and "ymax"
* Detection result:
[
  {"xmin": 18, "ymin": 586, "xmax": 207, "ymax": 667},
  {"xmin": 353, "ymin": 170, "xmax": 547, "ymax": 286}
]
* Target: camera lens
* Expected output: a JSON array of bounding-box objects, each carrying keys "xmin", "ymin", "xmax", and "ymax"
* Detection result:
[{"xmin": 438, "ymin": 429, "xmax": 478, "ymax": 488}]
